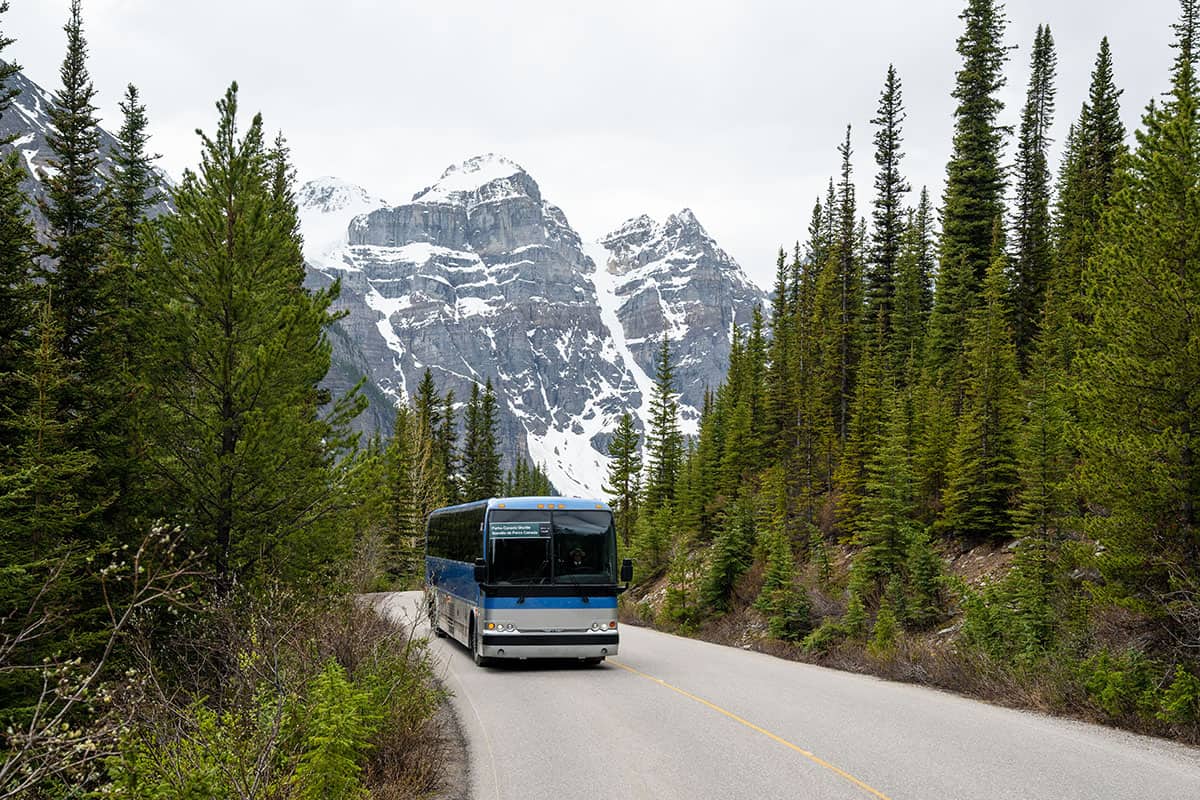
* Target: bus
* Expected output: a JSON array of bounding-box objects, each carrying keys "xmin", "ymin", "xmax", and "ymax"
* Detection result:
[{"xmin": 425, "ymin": 496, "xmax": 633, "ymax": 666}]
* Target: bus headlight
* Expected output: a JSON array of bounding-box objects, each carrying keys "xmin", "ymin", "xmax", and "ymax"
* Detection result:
[
  {"xmin": 590, "ymin": 622, "xmax": 600, "ymax": 631},
  {"xmin": 505, "ymin": 623, "xmax": 516, "ymax": 632}
]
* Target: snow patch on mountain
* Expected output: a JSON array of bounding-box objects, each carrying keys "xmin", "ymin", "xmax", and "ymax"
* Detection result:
[
  {"xmin": 412, "ymin": 153, "xmax": 527, "ymax": 207},
  {"xmin": 584, "ymin": 241, "xmax": 655, "ymax": 424},
  {"xmin": 296, "ymin": 177, "xmax": 388, "ymax": 270}
]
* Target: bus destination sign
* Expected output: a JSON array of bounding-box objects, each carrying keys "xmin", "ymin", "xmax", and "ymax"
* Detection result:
[{"xmin": 489, "ymin": 521, "xmax": 551, "ymax": 538}]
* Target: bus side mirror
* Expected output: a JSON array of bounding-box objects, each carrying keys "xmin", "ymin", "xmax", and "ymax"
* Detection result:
[
  {"xmin": 474, "ymin": 557, "xmax": 487, "ymax": 584},
  {"xmin": 620, "ymin": 559, "xmax": 633, "ymax": 584}
]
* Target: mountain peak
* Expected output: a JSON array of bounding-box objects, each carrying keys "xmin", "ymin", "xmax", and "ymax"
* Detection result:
[
  {"xmin": 412, "ymin": 153, "xmax": 533, "ymax": 204},
  {"xmin": 298, "ymin": 177, "xmax": 386, "ymax": 214}
]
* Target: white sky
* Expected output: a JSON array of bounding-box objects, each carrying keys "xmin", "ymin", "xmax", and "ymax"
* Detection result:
[{"xmin": 5, "ymin": 0, "xmax": 1181, "ymax": 289}]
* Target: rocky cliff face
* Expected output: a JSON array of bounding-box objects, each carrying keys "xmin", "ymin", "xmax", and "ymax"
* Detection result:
[
  {"xmin": 594, "ymin": 210, "xmax": 765, "ymax": 422},
  {"xmin": 301, "ymin": 155, "xmax": 766, "ymax": 495}
]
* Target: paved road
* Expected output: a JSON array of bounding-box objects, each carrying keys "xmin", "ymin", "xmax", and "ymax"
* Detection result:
[{"xmin": 377, "ymin": 592, "xmax": 1200, "ymax": 800}]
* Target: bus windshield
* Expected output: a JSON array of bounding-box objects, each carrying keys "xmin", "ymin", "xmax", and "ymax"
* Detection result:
[{"xmin": 488, "ymin": 509, "xmax": 616, "ymax": 585}]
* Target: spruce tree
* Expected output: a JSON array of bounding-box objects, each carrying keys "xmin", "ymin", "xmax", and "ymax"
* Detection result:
[
  {"xmin": 437, "ymin": 389, "xmax": 460, "ymax": 504},
  {"xmin": 1074, "ymin": 0, "xmax": 1200, "ymax": 617},
  {"xmin": 0, "ymin": 13, "xmax": 36, "ymax": 457},
  {"xmin": 866, "ymin": 65, "xmax": 911, "ymax": 335},
  {"xmin": 701, "ymin": 498, "xmax": 754, "ymax": 612},
  {"xmin": 42, "ymin": 0, "xmax": 107, "ymax": 366},
  {"xmin": 927, "ymin": 0, "xmax": 1011, "ymax": 377},
  {"xmin": 835, "ymin": 327, "xmax": 887, "ymax": 534},
  {"xmin": 110, "ymin": 84, "xmax": 161, "ymax": 258},
  {"xmin": 138, "ymin": 84, "xmax": 358, "ymax": 587},
  {"xmin": 643, "ymin": 335, "xmax": 682, "ymax": 511},
  {"xmin": 891, "ymin": 205, "xmax": 930, "ymax": 377},
  {"xmin": 1010, "ymin": 24, "xmax": 1058, "ymax": 365},
  {"xmin": 854, "ymin": 385, "xmax": 919, "ymax": 588},
  {"xmin": 411, "ymin": 369, "xmax": 448, "ymax": 515},
  {"xmin": 383, "ymin": 405, "xmax": 421, "ymax": 578},
  {"xmin": 0, "ymin": 298, "xmax": 100, "ymax": 551},
  {"xmin": 1051, "ymin": 37, "xmax": 1126, "ymax": 367},
  {"xmin": 462, "ymin": 382, "xmax": 482, "ymax": 499},
  {"xmin": 475, "ymin": 379, "xmax": 502, "ymax": 499},
  {"xmin": 1007, "ymin": 327, "xmax": 1071, "ymax": 654},
  {"xmin": 937, "ymin": 226, "xmax": 1021, "ymax": 539},
  {"xmin": 603, "ymin": 411, "xmax": 641, "ymax": 547}
]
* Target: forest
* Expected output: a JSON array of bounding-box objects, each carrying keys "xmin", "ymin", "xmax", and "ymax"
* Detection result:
[
  {"xmin": 0, "ymin": 0, "xmax": 535, "ymax": 794},
  {"xmin": 2, "ymin": 0, "xmax": 1200, "ymax": 796},
  {"xmin": 608, "ymin": 0, "xmax": 1200, "ymax": 741}
]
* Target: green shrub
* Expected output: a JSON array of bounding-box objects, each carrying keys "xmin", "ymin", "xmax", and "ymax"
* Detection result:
[
  {"xmin": 1157, "ymin": 665, "xmax": 1200, "ymax": 725},
  {"xmin": 801, "ymin": 620, "xmax": 846, "ymax": 654}
]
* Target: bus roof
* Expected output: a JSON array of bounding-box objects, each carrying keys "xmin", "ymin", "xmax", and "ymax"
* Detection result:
[
  {"xmin": 488, "ymin": 496, "xmax": 610, "ymax": 511},
  {"xmin": 428, "ymin": 496, "xmax": 610, "ymax": 515}
]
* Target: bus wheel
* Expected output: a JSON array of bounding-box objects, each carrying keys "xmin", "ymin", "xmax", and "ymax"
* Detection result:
[
  {"xmin": 430, "ymin": 594, "xmax": 447, "ymax": 637},
  {"xmin": 582, "ymin": 657, "xmax": 603, "ymax": 666},
  {"xmin": 471, "ymin": 618, "xmax": 491, "ymax": 667}
]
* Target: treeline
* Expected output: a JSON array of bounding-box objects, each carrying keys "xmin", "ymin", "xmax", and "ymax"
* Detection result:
[
  {"xmin": 610, "ymin": 0, "xmax": 1200, "ymax": 734},
  {"xmin": 381, "ymin": 368, "xmax": 554, "ymax": 578},
  {"xmin": 0, "ymin": 2, "xmax": 446, "ymax": 796}
]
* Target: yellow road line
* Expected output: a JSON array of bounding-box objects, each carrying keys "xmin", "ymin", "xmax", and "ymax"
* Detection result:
[{"xmin": 610, "ymin": 659, "xmax": 893, "ymax": 800}]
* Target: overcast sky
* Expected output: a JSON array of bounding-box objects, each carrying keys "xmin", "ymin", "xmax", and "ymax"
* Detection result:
[{"xmin": 4, "ymin": 0, "xmax": 1183, "ymax": 288}]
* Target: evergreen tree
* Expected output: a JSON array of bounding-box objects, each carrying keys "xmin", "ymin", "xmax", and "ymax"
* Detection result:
[
  {"xmin": 1010, "ymin": 24, "xmax": 1058, "ymax": 365},
  {"xmin": 904, "ymin": 526, "xmax": 944, "ymax": 628},
  {"xmin": 0, "ymin": 298, "xmax": 100, "ymax": 551},
  {"xmin": 0, "ymin": 8, "xmax": 36, "ymax": 458},
  {"xmin": 384, "ymin": 405, "xmax": 421, "ymax": 579},
  {"xmin": 411, "ymin": 369, "xmax": 448, "ymax": 516},
  {"xmin": 701, "ymin": 498, "xmax": 754, "ymax": 612},
  {"xmin": 643, "ymin": 336, "xmax": 683, "ymax": 511},
  {"xmin": 866, "ymin": 64, "xmax": 911, "ymax": 335},
  {"xmin": 1074, "ymin": 0, "xmax": 1200, "ymax": 620},
  {"xmin": 1051, "ymin": 37, "xmax": 1126, "ymax": 366},
  {"xmin": 832, "ymin": 126, "xmax": 863, "ymax": 442},
  {"xmin": 604, "ymin": 411, "xmax": 641, "ymax": 548},
  {"xmin": 109, "ymin": 84, "xmax": 161, "ymax": 258},
  {"xmin": 835, "ymin": 327, "xmax": 887, "ymax": 534},
  {"xmin": 891, "ymin": 203, "xmax": 931, "ymax": 377},
  {"xmin": 938, "ymin": 226, "xmax": 1021, "ymax": 539},
  {"xmin": 42, "ymin": 0, "xmax": 107, "ymax": 366},
  {"xmin": 1007, "ymin": 327, "xmax": 1071, "ymax": 654},
  {"xmin": 854, "ymin": 385, "xmax": 919, "ymax": 588},
  {"xmin": 138, "ymin": 84, "xmax": 360, "ymax": 587},
  {"xmin": 632, "ymin": 501, "xmax": 672, "ymax": 577},
  {"xmin": 437, "ymin": 389, "xmax": 460, "ymax": 504},
  {"xmin": 928, "ymin": 0, "xmax": 1011, "ymax": 377},
  {"xmin": 462, "ymin": 379, "xmax": 502, "ymax": 501}
]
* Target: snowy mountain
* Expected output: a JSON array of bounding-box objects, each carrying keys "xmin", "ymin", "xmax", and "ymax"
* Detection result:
[
  {"xmin": 302, "ymin": 155, "xmax": 766, "ymax": 495},
  {"xmin": 593, "ymin": 210, "xmax": 764, "ymax": 421}
]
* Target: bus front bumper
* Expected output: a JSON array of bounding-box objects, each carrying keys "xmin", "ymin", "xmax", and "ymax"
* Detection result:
[{"xmin": 479, "ymin": 632, "xmax": 618, "ymax": 659}]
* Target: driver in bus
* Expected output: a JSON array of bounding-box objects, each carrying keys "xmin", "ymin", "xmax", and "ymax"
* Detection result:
[{"xmin": 568, "ymin": 546, "xmax": 587, "ymax": 571}]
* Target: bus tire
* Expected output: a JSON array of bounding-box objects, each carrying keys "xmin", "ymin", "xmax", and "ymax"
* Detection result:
[
  {"xmin": 430, "ymin": 593, "xmax": 448, "ymax": 637},
  {"xmin": 582, "ymin": 657, "xmax": 603, "ymax": 666},
  {"xmin": 471, "ymin": 617, "xmax": 491, "ymax": 667}
]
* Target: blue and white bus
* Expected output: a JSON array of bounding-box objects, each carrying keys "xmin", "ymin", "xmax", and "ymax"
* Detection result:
[{"xmin": 425, "ymin": 496, "xmax": 633, "ymax": 666}]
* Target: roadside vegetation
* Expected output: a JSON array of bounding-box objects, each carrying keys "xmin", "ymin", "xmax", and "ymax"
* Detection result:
[
  {"xmin": 612, "ymin": 0, "xmax": 1200, "ymax": 744},
  {"xmin": 0, "ymin": 3, "xmax": 455, "ymax": 796}
]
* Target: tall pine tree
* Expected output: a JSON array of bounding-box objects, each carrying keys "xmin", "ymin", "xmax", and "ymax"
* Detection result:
[
  {"xmin": 1010, "ymin": 24, "xmax": 1058, "ymax": 365},
  {"xmin": 927, "ymin": 0, "xmax": 1011, "ymax": 380},
  {"xmin": 138, "ymin": 84, "xmax": 359, "ymax": 587},
  {"xmin": 866, "ymin": 65, "xmax": 911, "ymax": 336},
  {"xmin": 643, "ymin": 336, "xmax": 682, "ymax": 511}
]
